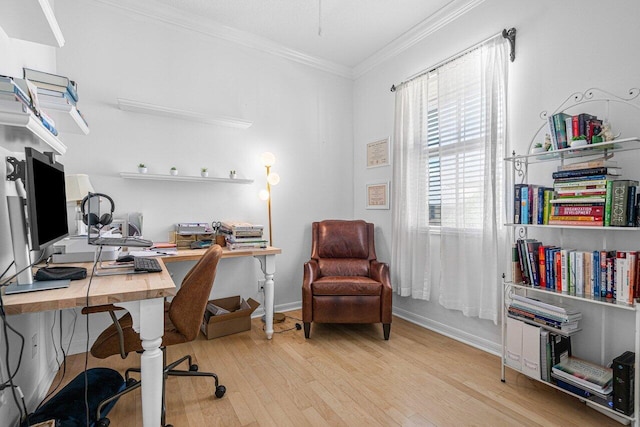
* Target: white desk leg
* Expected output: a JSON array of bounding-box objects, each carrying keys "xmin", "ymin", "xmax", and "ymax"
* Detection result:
[
  {"xmin": 255, "ymin": 254, "xmax": 276, "ymax": 339},
  {"xmin": 116, "ymin": 298, "xmax": 164, "ymax": 427}
]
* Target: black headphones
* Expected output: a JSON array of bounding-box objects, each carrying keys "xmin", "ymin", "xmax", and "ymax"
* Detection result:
[{"xmin": 81, "ymin": 192, "xmax": 115, "ymax": 228}]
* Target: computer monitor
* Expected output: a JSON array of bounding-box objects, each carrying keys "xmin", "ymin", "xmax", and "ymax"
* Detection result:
[
  {"xmin": 4, "ymin": 147, "xmax": 71, "ymax": 294},
  {"xmin": 24, "ymin": 147, "xmax": 69, "ymax": 250}
]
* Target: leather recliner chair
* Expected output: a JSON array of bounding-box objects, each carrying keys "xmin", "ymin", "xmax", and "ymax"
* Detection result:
[{"xmin": 302, "ymin": 220, "xmax": 392, "ymax": 340}]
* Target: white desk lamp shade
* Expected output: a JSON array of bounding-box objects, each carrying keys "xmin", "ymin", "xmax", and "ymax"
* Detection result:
[
  {"xmin": 65, "ymin": 174, "xmax": 94, "ymax": 235},
  {"xmin": 65, "ymin": 174, "xmax": 94, "ymax": 202}
]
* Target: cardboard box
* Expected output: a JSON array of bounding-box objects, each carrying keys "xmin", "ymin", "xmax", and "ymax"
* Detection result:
[{"xmin": 201, "ymin": 296, "xmax": 260, "ymax": 339}]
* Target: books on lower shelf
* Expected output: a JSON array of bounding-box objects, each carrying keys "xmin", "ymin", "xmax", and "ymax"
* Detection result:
[
  {"xmin": 508, "ymin": 294, "xmax": 581, "ymax": 333},
  {"xmin": 552, "ymin": 357, "xmax": 613, "ymax": 395}
]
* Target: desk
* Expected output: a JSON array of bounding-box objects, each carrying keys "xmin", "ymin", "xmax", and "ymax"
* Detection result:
[
  {"xmin": 162, "ymin": 246, "xmax": 282, "ymax": 339},
  {"xmin": 2, "ymin": 245, "xmax": 281, "ymax": 427}
]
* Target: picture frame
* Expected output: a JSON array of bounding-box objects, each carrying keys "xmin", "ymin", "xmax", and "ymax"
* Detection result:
[
  {"xmin": 366, "ymin": 137, "xmax": 390, "ymax": 168},
  {"xmin": 366, "ymin": 182, "xmax": 390, "ymax": 210}
]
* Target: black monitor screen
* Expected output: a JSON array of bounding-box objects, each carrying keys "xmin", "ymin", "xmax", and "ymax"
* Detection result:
[{"xmin": 25, "ymin": 147, "xmax": 69, "ymax": 250}]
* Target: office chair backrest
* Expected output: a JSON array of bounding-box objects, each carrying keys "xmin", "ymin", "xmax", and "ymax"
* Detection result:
[{"xmin": 169, "ymin": 244, "xmax": 223, "ymax": 342}]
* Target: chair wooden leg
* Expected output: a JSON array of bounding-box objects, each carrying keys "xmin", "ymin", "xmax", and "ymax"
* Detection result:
[
  {"xmin": 383, "ymin": 323, "xmax": 391, "ymax": 340},
  {"xmin": 303, "ymin": 322, "xmax": 311, "ymax": 338}
]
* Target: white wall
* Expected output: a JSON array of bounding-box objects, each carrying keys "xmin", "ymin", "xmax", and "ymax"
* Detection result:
[
  {"xmin": 353, "ymin": 0, "xmax": 640, "ymax": 356},
  {"xmin": 51, "ymin": 0, "xmax": 354, "ymax": 347}
]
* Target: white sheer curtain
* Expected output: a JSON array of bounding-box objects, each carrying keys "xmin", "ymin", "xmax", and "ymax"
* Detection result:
[
  {"xmin": 391, "ymin": 78, "xmax": 431, "ymax": 299},
  {"xmin": 391, "ymin": 36, "xmax": 509, "ymax": 323}
]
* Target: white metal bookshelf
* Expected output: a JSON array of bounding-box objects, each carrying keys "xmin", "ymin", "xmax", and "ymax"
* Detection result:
[{"xmin": 501, "ymin": 88, "xmax": 640, "ymax": 426}]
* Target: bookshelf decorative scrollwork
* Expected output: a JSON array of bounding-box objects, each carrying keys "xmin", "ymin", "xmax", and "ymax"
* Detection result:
[{"xmin": 528, "ymin": 87, "xmax": 640, "ymax": 152}]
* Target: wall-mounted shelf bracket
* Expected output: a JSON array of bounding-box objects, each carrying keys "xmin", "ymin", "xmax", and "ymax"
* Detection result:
[{"xmin": 6, "ymin": 156, "xmax": 25, "ymax": 182}]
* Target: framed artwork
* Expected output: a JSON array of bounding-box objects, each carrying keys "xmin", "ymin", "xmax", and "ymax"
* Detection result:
[
  {"xmin": 366, "ymin": 138, "xmax": 390, "ymax": 168},
  {"xmin": 366, "ymin": 182, "xmax": 390, "ymax": 210}
]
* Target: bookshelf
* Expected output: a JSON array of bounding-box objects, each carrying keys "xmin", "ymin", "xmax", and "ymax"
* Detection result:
[
  {"xmin": 501, "ymin": 88, "xmax": 640, "ymax": 426},
  {"xmin": 0, "ymin": 110, "xmax": 67, "ymax": 155},
  {"xmin": 116, "ymin": 98, "xmax": 253, "ymax": 129},
  {"xmin": 39, "ymin": 102, "xmax": 89, "ymax": 135},
  {"xmin": 120, "ymin": 172, "xmax": 253, "ymax": 184}
]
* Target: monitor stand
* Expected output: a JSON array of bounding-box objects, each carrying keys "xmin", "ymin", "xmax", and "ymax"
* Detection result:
[{"xmin": 4, "ymin": 279, "xmax": 70, "ymax": 295}]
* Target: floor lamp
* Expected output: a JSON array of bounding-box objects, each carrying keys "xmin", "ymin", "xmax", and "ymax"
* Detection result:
[
  {"xmin": 65, "ymin": 174, "xmax": 94, "ymax": 236},
  {"xmin": 259, "ymin": 152, "xmax": 280, "ymax": 247},
  {"xmin": 259, "ymin": 152, "xmax": 284, "ymax": 322}
]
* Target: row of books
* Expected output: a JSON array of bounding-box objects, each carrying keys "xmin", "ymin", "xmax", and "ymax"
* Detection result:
[
  {"xmin": 0, "ymin": 75, "xmax": 58, "ymax": 135},
  {"xmin": 514, "ymin": 165, "xmax": 639, "ymax": 227},
  {"xmin": 513, "ymin": 239, "xmax": 640, "ymax": 303},
  {"xmin": 547, "ymin": 111, "xmax": 603, "ymax": 150},
  {"xmin": 508, "ymin": 294, "xmax": 581, "ymax": 333}
]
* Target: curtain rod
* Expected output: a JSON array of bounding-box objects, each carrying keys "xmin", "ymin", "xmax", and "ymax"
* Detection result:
[{"xmin": 390, "ymin": 27, "xmax": 516, "ymax": 92}]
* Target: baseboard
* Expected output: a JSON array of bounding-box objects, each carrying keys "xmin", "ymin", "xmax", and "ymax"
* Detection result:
[
  {"xmin": 392, "ymin": 306, "xmax": 501, "ymax": 356},
  {"xmin": 251, "ymin": 301, "xmax": 302, "ymax": 319}
]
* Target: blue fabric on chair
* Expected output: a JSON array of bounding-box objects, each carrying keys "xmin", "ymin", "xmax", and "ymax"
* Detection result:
[{"xmin": 25, "ymin": 368, "xmax": 125, "ymax": 427}]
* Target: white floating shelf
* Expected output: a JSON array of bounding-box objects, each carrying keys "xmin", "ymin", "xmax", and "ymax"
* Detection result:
[
  {"xmin": 40, "ymin": 102, "xmax": 89, "ymax": 135},
  {"xmin": 116, "ymin": 98, "xmax": 252, "ymax": 129},
  {"xmin": 0, "ymin": 110, "xmax": 67, "ymax": 155},
  {"xmin": 120, "ymin": 172, "xmax": 253, "ymax": 184},
  {"xmin": 0, "ymin": 0, "xmax": 65, "ymax": 47}
]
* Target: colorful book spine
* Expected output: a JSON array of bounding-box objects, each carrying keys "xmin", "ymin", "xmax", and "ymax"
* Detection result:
[
  {"xmin": 553, "ymin": 205, "xmax": 604, "ymax": 216},
  {"xmin": 513, "ymin": 184, "xmax": 526, "ymax": 224},
  {"xmin": 552, "ymin": 167, "xmax": 621, "ymax": 180},
  {"xmin": 521, "ymin": 185, "xmax": 530, "ymax": 225},
  {"xmin": 604, "ymin": 180, "xmax": 613, "ymax": 226},
  {"xmin": 592, "ymin": 250, "xmax": 600, "ymax": 298}
]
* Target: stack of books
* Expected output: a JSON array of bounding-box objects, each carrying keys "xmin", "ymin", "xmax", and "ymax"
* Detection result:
[
  {"xmin": 22, "ymin": 68, "xmax": 88, "ymax": 130},
  {"xmin": 219, "ymin": 222, "xmax": 267, "ymax": 250},
  {"xmin": 547, "ymin": 112, "xmax": 603, "ymax": 150},
  {"xmin": 549, "ymin": 159, "xmax": 623, "ymax": 227},
  {"xmin": 0, "ymin": 75, "xmax": 58, "ymax": 135},
  {"xmin": 508, "ymin": 294, "xmax": 581, "ymax": 333},
  {"xmin": 551, "ymin": 357, "xmax": 613, "ymax": 407}
]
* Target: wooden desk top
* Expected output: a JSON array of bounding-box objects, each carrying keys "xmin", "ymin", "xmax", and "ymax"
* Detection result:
[
  {"xmin": 2, "ymin": 263, "xmax": 176, "ymax": 316},
  {"xmin": 2, "ymin": 246, "xmax": 281, "ymax": 316}
]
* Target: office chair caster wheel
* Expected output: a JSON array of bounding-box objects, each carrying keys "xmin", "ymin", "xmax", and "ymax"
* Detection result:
[
  {"xmin": 96, "ymin": 418, "xmax": 110, "ymax": 427},
  {"xmin": 189, "ymin": 364, "xmax": 198, "ymax": 372},
  {"xmin": 215, "ymin": 385, "xmax": 226, "ymax": 398}
]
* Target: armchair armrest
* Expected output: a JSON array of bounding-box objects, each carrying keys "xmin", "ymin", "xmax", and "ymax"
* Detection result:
[
  {"xmin": 302, "ymin": 260, "xmax": 320, "ymax": 322},
  {"xmin": 371, "ymin": 260, "xmax": 393, "ymax": 324}
]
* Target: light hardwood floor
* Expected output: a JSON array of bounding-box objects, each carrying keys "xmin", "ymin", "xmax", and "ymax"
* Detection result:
[{"xmin": 49, "ymin": 311, "xmax": 621, "ymax": 426}]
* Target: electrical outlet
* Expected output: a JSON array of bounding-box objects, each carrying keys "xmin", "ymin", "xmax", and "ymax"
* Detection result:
[
  {"xmin": 258, "ymin": 279, "xmax": 265, "ymax": 293},
  {"xmin": 31, "ymin": 333, "xmax": 38, "ymax": 358}
]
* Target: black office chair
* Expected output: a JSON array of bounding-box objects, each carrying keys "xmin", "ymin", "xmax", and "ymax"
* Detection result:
[{"xmin": 83, "ymin": 245, "xmax": 226, "ymax": 427}]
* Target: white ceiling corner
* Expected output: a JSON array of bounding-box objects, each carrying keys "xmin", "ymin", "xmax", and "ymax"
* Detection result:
[{"xmin": 90, "ymin": 0, "xmax": 483, "ymax": 79}]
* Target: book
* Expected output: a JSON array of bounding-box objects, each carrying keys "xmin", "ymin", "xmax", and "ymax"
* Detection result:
[
  {"xmin": 552, "ymin": 205, "xmax": 604, "ymax": 216},
  {"xmin": 552, "ymin": 113, "xmax": 571, "ymax": 149},
  {"xmin": 547, "ymin": 219, "xmax": 604, "ymax": 226},
  {"xmin": 549, "ymin": 332, "xmax": 572, "ymax": 366},
  {"xmin": 512, "ymin": 243, "xmax": 523, "ymax": 284},
  {"xmin": 553, "ymin": 377, "xmax": 613, "ymax": 407},
  {"xmin": 540, "ymin": 329, "xmax": 551, "ymax": 382},
  {"xmin": 547, "ymin": 115, "xmax": 558, "ymax": 150},
  {"xmin": 510, "ymin": 294, "xmax": 581, "ymax": 317},
  {"xmin": 627, "ymin": 185, "xmax": 637, "ymax": 227},
  {"xmin": 513, "ymin": 183, "xmax": 527, "ymax": 224},
  {"xmin": 550, "ymin": 197, "xmax": 606, "ymax": 204},
  {"xmin": 543, "ymin": 189, "xmax": 553, "ymax": 224},
  {"xmin": 586, "ymin": 118, "xmax": 603, "ymax": 143},
  {"xmin": 552, "ymin": 167, "xmax": 622, "ymax": 180},
  {"xmin": 565, "ymin": 116, "xmax": 573, "ymax": 143},
  {"xmin": 605, "ymin": 180, "xmax": 614, "ymax": 226},
  {"xmin": 558, "ymin": 159, "xmax": 618, "ymax": 171},
  {"xmin": 23, "ymin": 68, "xmax": 79, "ymax": 102},
  {"xmin": 552, "ymin": 357, "xmax": 613, "ymax": 394},
  {"xmin": 548, "ymin": 215, "xmax": 603, "ymax": 222},
  {"xmin": 520, "ymin": 185, "xmax": 530, "ymax": 224}
]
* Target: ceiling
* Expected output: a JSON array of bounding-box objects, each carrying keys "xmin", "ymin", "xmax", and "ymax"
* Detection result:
[{"xmin": 96, "ymin": 0, "xmax": 481, "ymax": 77}]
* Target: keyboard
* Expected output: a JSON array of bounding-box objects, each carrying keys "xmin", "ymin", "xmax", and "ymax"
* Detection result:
[
  {"xmin": 90, "ymin": 236, "xmax": 153, "ymax": 248},
  {"xmin": 134, "ymin": 257, "xmax": 163, "ymax": 273}
]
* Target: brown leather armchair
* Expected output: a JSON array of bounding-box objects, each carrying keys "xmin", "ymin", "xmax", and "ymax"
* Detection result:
[{"xmin": 302, "ymin": 220, "xmax": 392, "ymax": 340}]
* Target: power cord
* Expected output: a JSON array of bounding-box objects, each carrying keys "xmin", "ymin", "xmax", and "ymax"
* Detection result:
[
  {"xmin": 262, "ymin": 313, "xmax": 303, "ymax": 334},
  {"xmin": 0, "ymin": 292, "xmax": 28, "ymax": 425}
]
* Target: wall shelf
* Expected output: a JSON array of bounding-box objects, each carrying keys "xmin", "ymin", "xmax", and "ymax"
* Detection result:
[
  {"xmin": 120, "ymin": 172, "xmax": 253, "ymax": 184},
  {"xmin": 0, "ymin": 0, "xmax": 64, "ymax": 47},
  {"xmin": 0, "ymin": 110, "xmax": 67, "ymax": 155},
  {"xmin": 116, "ymin": 98, "xmax": 252, "ymax": 129},
  {"xmin": 40, "ymin": 101, "xmax": 89, "ymax": 135}
]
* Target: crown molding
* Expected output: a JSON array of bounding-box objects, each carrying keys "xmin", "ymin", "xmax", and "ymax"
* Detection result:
[
  {"xmin": 92, "ymin": 0, "xmax": 354, "ymax": 79},
  {"xmin": 352, "ymin": 0, "xmax": 485, "ymax": 79}
]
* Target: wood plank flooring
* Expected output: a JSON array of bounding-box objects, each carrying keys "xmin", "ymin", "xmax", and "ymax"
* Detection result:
[{"xmin": 48, "ymin": 311, "xmax": 621, "ymax": 426}]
